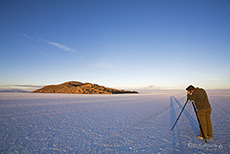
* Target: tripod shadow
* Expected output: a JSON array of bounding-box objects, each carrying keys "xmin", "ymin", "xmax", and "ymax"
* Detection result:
[
  {"xmin": 170, "ymin": 96, "xmax": 185, "ymax": 153},
  {"xmin": 172, "ymin": 96, "xmax": 199, "ymax": 135}
]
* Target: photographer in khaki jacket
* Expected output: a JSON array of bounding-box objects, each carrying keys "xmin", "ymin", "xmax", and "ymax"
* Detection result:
[{"xmin": 186, "ymin": 85, "xmax": 213, "ymax": 140}]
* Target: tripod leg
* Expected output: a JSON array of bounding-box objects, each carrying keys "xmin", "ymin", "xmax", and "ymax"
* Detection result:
[
  {"xmin": 191, "ymin": 102, "xmax": 207, "ymax": 143},
  {"xmin": 171, "ymin": 97, "xmax": 189, "ymax": 131}
]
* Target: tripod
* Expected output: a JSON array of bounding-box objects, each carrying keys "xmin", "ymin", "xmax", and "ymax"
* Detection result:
[{"xmin": 171, "ymin": 97, "xmax": 207, "ymax": 143}]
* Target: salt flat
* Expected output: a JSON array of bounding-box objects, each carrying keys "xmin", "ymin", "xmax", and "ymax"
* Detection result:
[{"xmin": 0, "ymin": 91, "xmax": 229, "ymax": 153}]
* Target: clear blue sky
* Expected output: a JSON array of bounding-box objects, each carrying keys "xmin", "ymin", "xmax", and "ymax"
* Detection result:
[{"xmin": 0, "ymin": 0, "xmax": 230, "ymax": 91}]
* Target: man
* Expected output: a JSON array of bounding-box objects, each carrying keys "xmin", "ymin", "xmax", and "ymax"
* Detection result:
[{"xmin": 186, "ymin": 85, "xmax": 213, "ymax": 140}]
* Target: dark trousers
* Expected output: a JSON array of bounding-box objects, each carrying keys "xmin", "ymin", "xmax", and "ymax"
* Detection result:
[{"xmin": 197, "ymin": 108, "xmax": 213, "ymax": 138}]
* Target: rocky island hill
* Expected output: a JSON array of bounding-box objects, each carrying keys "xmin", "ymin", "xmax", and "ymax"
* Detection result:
[{"xmin": 32, "ymin": 81, "xmax": 138, "ymax": 94}]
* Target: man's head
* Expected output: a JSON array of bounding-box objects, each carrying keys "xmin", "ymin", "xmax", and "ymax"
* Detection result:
[{"xmin": 186, "ymin": 85, "xmax": 195, "ymax": 92}]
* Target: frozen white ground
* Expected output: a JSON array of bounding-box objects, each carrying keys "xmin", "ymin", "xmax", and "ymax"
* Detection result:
[{"xmin": 0, "ymin": 90, "xmax": 229, "ymax": 153}]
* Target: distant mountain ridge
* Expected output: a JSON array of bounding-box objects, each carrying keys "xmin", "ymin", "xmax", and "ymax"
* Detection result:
[
  {"xmin": 32, "ymin": 81, "xmax": 138, "ymax": 94},
  {"xmin": 0, "ymin": 89, "xmax": 29, "ymax": 93}
]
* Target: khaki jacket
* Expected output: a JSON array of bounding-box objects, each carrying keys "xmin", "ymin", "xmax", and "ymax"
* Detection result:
[{"xmin": 188, "ymin": 88, "xmax": 211, "ymax": 110}]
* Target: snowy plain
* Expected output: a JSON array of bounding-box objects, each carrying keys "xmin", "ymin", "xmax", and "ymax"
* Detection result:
[{"xmin": 0, "ymin": 90, "xmax": 229, "ymax": 154}]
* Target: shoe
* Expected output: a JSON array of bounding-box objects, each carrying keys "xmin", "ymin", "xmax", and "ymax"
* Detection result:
[
  {"xmin": 197, "ymin": 135, "xmax": 205, "ymax": 140},
  {"xmin": 207, "ymin": 136, "xmax": 213, "ymax": 141}
]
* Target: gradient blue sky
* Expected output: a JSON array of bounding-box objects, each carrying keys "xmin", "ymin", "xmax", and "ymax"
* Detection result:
[{"xmin": 0, "ymin": 0, "xmax": 230, "ymax": 91}]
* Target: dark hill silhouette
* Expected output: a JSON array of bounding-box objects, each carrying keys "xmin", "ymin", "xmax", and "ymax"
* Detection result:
[{"xmin": 32, "ymin": 81, "xmax": 138, "ymax": 94}]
